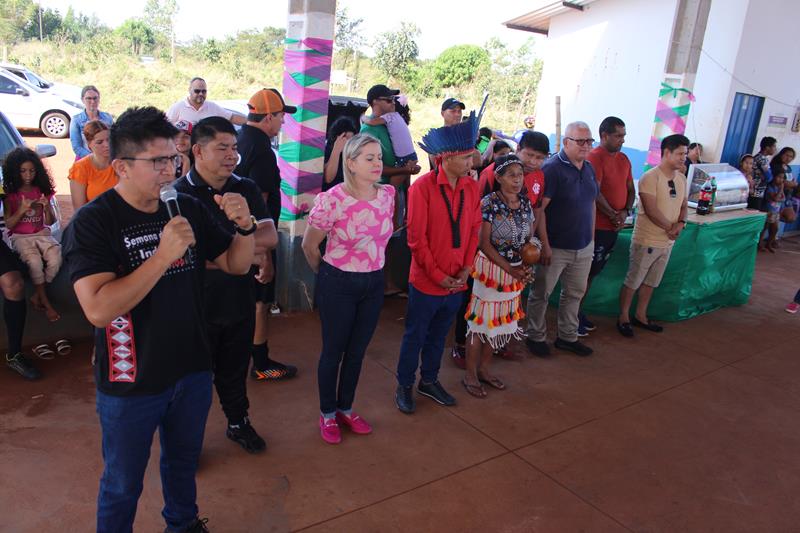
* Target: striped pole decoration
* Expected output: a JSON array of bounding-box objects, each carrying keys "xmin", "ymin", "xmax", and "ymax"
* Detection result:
[
  {"xmin": 643, "ymin": 81, "xmax": 696, "ymax": 172},
  {"xmin": 280, "ymin": 1, "xmax": 334, "ymax": 237}
]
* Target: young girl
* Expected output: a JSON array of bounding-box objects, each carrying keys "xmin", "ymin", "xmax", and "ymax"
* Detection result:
[
  {"xmin": 760, "ymin": 170, "xmax": 785, "ymax": 253},
  {"xmin": 360, "ymin": 94, "xmax": 418, "ymax": 168},
  {"xmin": 462, "ymin": 155, "xmax": 537, "ymax": 398},
  {"xmin": 739, "ymin": 154, "xmax": 755, "ymax": 198},
  {"xmin": 2, "ymin": 148, "xmax": 62, "ymax": 321}
]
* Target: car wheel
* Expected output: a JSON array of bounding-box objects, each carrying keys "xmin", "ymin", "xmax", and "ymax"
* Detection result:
[{"xmin": 40, "ymin": 112, "xmax": 70, "ymax": 138}]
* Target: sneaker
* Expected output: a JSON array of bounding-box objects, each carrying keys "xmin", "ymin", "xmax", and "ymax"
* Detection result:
[
  {"xmin": 319, "ymin": 416, "xmax": 341, "ymax": 444},
  {"xmin": 6, "ymin": 352, "xmax": 41, "ymax": 380},
  {"xmin": 164, "ymin": 517, "xmax": 209, "ymax": 533},
  {"xmin": 395, "ymin": 385, "xmax": 416, "ymax": 414},
  {"xmin": 578, "ymin": 311, "xmax": 596, "ymax": 331},
  {"xmin": 786, "ymin": 302, "xmax": 799, "ymax": 314},
  {"xmin": 269, "ymin": 303, "xmax": 281, "ymax": 315},
  {"xmin": 577, "ymin": 322, "xmax": 589, "ymax": 337},
  {"xmin": 451, "ymin": 344, "xmax": 466, "ymax": 369},
  {"xmin": 525, "ymin": 339, "xmax": 551, "ymax": 357},
  {"xmin": 417, "ymin": 380, "xmax": 456, "ymax": 406},
  {"xmin": 250, "ymin": 361, "xmax": 298, "ymax": 381},
  {"xmin": 335, "ymin": 412, "xmax": 372, "ymax": 434},
  {"xmin": 226, "ymin": 420, "xmax": 266, "ymax": 454},
  {"xmin": 553, "ymin": 337, "xmax": 593, "ymax": 356}
]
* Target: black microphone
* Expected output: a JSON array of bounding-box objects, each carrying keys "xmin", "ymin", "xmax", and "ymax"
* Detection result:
[{"xmin": 159, "ymin": 184, "xmax": 192, "ymax": 265}]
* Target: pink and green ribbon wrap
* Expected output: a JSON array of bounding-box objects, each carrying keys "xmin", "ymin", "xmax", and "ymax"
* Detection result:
[
  {"xmin": 279, "ymin": 36, "xmax": 333, "ymax": 224},
  {"xmin": 644, "ymin": 82, "xmax": 696, "ymax": 171}
]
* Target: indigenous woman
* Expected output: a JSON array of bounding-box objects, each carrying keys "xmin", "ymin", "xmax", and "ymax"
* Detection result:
[{"xmin": 463, "ymin": 154, "xmax": 538, "ymax": 398}]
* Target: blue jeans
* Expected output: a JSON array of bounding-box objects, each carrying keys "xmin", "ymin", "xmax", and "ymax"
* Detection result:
[
  {"xmin": 95, "ymin": 371, "xmax": 213, "ymax": 533},
  {"xmin": 396, "ymin": 284, "xmax": 464, "ymax": 387},
  {"xmin": 317, "ymin": 261, "xmax": 384, "ymax": 415}
]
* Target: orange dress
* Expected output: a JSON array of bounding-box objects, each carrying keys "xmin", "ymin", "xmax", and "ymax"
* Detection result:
[{"xmin": 68, "ymin": 156, "xmax": 118, "ymax": 202}]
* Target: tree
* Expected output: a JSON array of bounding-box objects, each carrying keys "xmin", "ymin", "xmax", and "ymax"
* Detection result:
[
  {"xmin": 116, "ymin": 18, "xmax": 155, "ymax": 56},
  {"xmin": 23, "ymin": 6, "xmax": 62, "ymax": 41},
  {"xmin": 432, "ymin": 45, "xmax": 490, "ymax": 88},
  {"xmin": 61, "ymin": 7, "xmax": 108, "ymax": 43},
  {"xmin": 373, "ymin": 22, "xmax": 419, "ymax": 80},
  {"xmin": 144, "ymin": 0, "xmax": 178, "ymax": 63},
  {"xmin": 334, "ymin": 6, "xmax": 365, "ymax": 65},
  {"xmin": 0, "ymin": 0, "xmax": 36, "ymax": 44}
]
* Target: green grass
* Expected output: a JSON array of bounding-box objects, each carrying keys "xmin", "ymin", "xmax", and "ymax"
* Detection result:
[{"xmin": 9, "ymin": 41, "xmax": 530, "ymax": 159}]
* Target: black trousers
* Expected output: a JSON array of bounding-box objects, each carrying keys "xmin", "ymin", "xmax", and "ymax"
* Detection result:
[{"xmin": 207, "ymin": 312, "xmax": 256, "ymax": 423}]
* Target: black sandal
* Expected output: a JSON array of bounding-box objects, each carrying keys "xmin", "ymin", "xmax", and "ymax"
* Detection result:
[{"xmin": 631, "ymin": 317, "xmax": 663, "ymax": 332}]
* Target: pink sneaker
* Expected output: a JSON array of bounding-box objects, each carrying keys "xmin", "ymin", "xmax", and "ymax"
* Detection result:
[
  {"xmin": 335, "ymin": 412, "xmax": 373, "ymax": 435},
  {"xmin": 786, "ymin": 302, "xmax": 799, "ymax": 314},
  {"xmin": 319, "ymin": 416, "xmax": 341, "ymax": 444}
]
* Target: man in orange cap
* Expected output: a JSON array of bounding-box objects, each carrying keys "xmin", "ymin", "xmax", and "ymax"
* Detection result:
[{"xmin": 235, "ymin": 88, "xmax": 299, "ymax": 384}]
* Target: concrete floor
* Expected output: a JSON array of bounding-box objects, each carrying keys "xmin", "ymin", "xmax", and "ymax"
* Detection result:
[{"xmin": 2, "ymin": 235, "xmax": 799, "ymax": 532}]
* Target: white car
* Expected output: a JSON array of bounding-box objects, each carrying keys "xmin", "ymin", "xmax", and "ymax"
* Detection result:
[
  {"xmin": 0, "ymin": 68, "xmax": 83, "ymax": 138},
  {"xmin": 0, "ymin": 63, "xmax": 83, "ymax": 103}
]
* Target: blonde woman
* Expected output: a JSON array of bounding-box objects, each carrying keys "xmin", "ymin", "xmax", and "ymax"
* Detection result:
[{"xmin": 302, "ymin": 134, "xmax": 395, "ymax": 444}]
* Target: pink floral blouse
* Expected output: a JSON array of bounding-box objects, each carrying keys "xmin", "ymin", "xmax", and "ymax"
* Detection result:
[{"xmin": 308, "ymin": 183, "xmax": 395, "ymax": 272}]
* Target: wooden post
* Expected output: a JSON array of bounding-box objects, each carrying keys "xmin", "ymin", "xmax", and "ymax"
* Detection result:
[{"xmin": 555, "ymin": 95, "xmax": 562, "ymax": 152}]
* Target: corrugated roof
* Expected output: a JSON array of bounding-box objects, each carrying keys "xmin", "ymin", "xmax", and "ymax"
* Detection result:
[{"xmin": 503, "ymin": 0, "xmax": 598, "ymax": 35}]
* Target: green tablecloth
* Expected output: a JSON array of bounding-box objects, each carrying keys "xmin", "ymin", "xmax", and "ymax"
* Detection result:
[{"xmin": 566, "ymin": 211, "xmax": 766, "ymax": 321}]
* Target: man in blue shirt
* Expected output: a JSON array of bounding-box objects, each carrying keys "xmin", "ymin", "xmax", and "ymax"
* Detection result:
[{"xmin": 525, "ymin": 121, "xmax": 598, "ymax": 357}]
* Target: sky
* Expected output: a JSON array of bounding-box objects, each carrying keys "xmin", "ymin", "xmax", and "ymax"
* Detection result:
[{"xmin": 37, "ymin": 0, "xmax": 539, "ymax": 59}]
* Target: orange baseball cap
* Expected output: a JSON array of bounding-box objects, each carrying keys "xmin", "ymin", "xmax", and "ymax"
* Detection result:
[{"xmin": 247, "ymin": 88, "xmax": 297, "ymax": 114}]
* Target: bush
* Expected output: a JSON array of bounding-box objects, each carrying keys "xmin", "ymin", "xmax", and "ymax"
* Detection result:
[{"xmin": 432, "ymin": 45, "xmax": 490, "ymax": 88}]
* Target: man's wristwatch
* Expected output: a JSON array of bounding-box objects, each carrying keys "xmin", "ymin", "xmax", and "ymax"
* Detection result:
[{"xmin": 235, "ymin": 216, "xmax": 258, "ymax": 236}]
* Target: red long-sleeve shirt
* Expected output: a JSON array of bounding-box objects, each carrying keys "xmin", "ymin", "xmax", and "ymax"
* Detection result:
[{"xmin": 407, "ymin": 166, "xmax": 481, "ymax": 296}]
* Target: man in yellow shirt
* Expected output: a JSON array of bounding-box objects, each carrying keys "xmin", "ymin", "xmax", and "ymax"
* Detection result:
[{"xmin": 617, "ymin": 134, "xmax": 689, "ymax": 337}]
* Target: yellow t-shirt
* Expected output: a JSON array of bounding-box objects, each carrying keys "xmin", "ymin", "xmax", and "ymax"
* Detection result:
[
  {"xmin": 632, "ymin": 167, "xmax": 686, "ymax": 248},
  {"xmin": 68, "ymin": 156, "xmax": 118, "ymax": 202}
]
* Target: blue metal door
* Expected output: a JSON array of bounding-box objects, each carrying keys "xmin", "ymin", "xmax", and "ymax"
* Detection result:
[{"xmin": 720, "ymin": 93, "xmax": 765, "ymax": 166}]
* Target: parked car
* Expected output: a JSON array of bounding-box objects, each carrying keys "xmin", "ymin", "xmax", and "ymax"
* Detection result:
[
  {"xmin": 0, "ymin": 63, "xmax": 83, "ymax": 103},
  {"xmin": 0, "ymin": 109, "xmax": 60, "ymax": 237},
  {"xmin": 0, "ymin": 68, "xmax": 83, "ymax": 138}
]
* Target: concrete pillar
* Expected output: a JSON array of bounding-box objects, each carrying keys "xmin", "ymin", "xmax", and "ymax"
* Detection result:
[
  {"xmin": 275, "ymin": 0, "xmax": 335, "ymax": 311},
  {"xmin": 643, "ymin": 0, "xmax": 711, "ymax": 171}
]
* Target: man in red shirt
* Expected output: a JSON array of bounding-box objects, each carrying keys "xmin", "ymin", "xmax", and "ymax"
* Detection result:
[
  {"xmin": 477, "ymin": 131, "xmax": 549, "ymax": 204},
  {"xmin": 451, "ymin": 130, "xmax": 550, "ymax": 368},
  {"xmin": 578, "ymin": 116, "xmax": 635, "ymax": 335},
  {"xmin": 395, "ymin": 115, "xmax": 482, "ymax": 414}
]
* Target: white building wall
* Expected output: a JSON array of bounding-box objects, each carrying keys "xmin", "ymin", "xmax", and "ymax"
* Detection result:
[
  {"xmin": 732, "ymin": 0, "xmax": 800, "ymax": 157},
  {"xmin": 684, "ymin": 0, "xmax": 749, "ymax": 161},
  {"xmin": 534, "ymin": 0, "xmax": 679, "ymax": 155}
]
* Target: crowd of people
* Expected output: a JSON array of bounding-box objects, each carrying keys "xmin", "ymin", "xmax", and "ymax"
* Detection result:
[{"xmin": 0, "ymin": 77, "xmax": 797, "ymax": 532}]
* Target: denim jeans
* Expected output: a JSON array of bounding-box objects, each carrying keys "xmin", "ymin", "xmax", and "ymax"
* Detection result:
[
  {"xmin": 316, "ymin": 261, "xmax": 384, "ymax": 415},
  {"xmin": 95, "ymin": 371, "xmax": 213, "ymax": 533},
  {"xmin": 396, "ymin": 284, "xmax": 464, "ymax": 387}
]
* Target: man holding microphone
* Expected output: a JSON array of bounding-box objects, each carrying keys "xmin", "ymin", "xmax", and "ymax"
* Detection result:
[{"xmin": 63, "ymin": 106, "xmax": 255, "ymax": 533}]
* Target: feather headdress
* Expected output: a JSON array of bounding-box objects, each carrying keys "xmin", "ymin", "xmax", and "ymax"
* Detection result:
[{"xmin": 418, "ymin": 110, "xmax": 482, "ymax": 158}]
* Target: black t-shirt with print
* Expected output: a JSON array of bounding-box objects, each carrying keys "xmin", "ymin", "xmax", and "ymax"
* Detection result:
[
  {"xmin": 62, "ymin": 188, "xmax": 232, "ymax": 396},
  {"xmin": 174, "ymin": 170, "xmax": 270, "ymax": 321}
]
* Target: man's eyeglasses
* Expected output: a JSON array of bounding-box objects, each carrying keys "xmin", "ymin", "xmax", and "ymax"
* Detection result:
[
  {"xmin": 193, "ymin": 89, "xmax": 207, "ymax": 94},
  {"xmin": 565, "ymin": 137, "xmax": 595, "ymax": 147},
  {"xmin": 83, "ymin": 96, "xmax": 99, "ymax": 101},
  {"xmin": 376, "ymin": 97, "xmax": 395, "ymax": 103},
  {"xmin": 668, "ymin": 179, "xmax": 677, "ymax": 198},
  {"xmin": 120, "ymin": 155, "xmax": 182, "ymax": 171}
]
